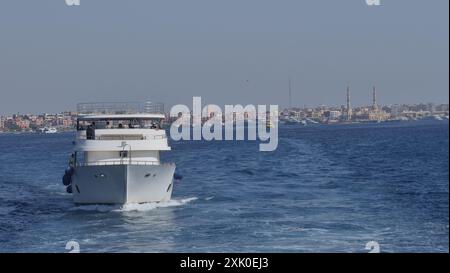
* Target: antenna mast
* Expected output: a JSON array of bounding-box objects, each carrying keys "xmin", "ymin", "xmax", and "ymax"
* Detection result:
[{"xmin": 288, "ymin": 77, "xmax": 292, "ymax": 109}]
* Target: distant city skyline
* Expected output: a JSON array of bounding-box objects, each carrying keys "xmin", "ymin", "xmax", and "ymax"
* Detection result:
[
  {"xmin": 1, "ymin": 101, "xmax": 448, "ymax": 132},
  {"xmin": 0, "ymin": 0, "xmax": 448, "ymax": 115},
  {"xmin": 0, "ymin": 92, "xmax": 448, "ymax": 116},
  {"xmin": 1, "ymin": 99, "xmax": 447, "ymax": 117}
]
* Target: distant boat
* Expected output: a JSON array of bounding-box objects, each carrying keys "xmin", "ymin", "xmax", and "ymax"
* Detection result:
[
  {"xmin": 432, "ymin": 115, "xmax": 443, "ymax": 121},
  {"xmin": 284, "ymin": 116, "xmax": 307, "ymax": 126},
  {"xmin": 305, "ymin": 118, "xmax": 319, "ymax": 124},
  {"xmin": 40, "ymin": 127, "xmax": 58, "ymax": 134}
]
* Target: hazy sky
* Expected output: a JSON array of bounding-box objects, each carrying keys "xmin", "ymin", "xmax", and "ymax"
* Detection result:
[{"xmin": 0, "ymin": 0, "xmax": 448, "ymax": 114}]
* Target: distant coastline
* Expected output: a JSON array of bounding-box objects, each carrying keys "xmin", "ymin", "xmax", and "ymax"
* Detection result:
[
  {"xmin": 0, "ymin": 118, "xmax": 447, "ymax": 136},
  {"xmin": 0, "ymin": 102, "xmax": 448, "ymax": 134}
]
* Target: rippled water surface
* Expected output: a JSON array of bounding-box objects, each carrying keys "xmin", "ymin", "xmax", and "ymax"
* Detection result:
[{"xmin": 0, "ymin": 121, "xmax": 448, "ymax": 252}]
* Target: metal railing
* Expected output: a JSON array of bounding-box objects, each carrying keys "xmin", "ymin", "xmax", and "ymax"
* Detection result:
[
  {"xmin": 79, "ymin": 134, "xmax": 167, "ymax": 140},
  {"xmin": 77, "ymin": 160, "xmax": 161, "ymax": 167},
  {"xmin": 77, "ymin": 101, "xmax": 165, "ymax": 115}
]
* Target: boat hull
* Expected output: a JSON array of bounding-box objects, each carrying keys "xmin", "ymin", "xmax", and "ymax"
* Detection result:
[{"xmin": 71, "ymin": 164, "xmax": 176, "ymax": 204}]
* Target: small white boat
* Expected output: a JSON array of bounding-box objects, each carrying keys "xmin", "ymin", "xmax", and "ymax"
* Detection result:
[
  {"xmin": 432, "ymin": 115, "xmax": 443, "ymax": 121},
  {"xmin": 40, "ymin": 127, "xmax": 58, "ymax": 134},
  {"xmin": 305, "ymin": 118, "xmax": 319, "ymax": 124},
  {"xmin": 284, "ymin": 116, "xmax": 306, "ymax": 126}
]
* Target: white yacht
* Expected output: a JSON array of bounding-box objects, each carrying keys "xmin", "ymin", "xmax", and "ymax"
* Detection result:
[{"xmin": 63, "ymin": 102, "xmax": 176, "ymax": 204}]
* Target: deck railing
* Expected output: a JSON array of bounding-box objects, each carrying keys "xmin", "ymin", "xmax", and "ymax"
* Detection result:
[
  {"xmin": 79, "ymin": 134, "xmax": 167, "ymax": 140},
  {"xmin": 77, "ymin": 160, "xmax": 162, "ymax": 167},
  {"xmin": 77, "ymin": 101, "xmax": 164, "ymax": 115}
]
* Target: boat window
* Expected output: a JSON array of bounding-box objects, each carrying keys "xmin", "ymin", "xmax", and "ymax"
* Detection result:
[
  {"xmin": 119, "ymin": 151, "xmax": 128, "ymax": 158},
  {"xmin": 77, "ymin": 119, "xmax": 162, "ymax": 130}
]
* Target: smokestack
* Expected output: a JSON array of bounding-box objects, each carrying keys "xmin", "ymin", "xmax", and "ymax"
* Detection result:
[{"xmin": 288, "ymin": 78, "xmax": 292, "ymax": 109}]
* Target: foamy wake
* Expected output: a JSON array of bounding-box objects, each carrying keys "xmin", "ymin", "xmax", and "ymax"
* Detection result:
[
  {"xmin": 70, "ymin": 197, "xmax": 198, "ymax": 212},
  {"xmin": 118, "ymin": 197, "xmax": 198, "ymax": 212}
]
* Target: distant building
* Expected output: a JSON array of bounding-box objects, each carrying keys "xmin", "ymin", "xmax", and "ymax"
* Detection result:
[
  {"xmin": 0, "ymin": 116, "xmax": 5, "ymax": 130},
  {"xmin": 427, "ymin": 103, "xmax": 435, "ymax": 113},
  {"xmin": 435, "ymin": 104, "xmax": 449, "ymax": 112},
  {"xmin": 367, "ymin": 86, "xmax": 389, "ymax": 121},
  {"xmin": 390, "ymin": 104, "xmax": 401, "ymax": 118},
  {"xmin": 327, "ymin": 110, "xmax": 342, "ymax": 120}
]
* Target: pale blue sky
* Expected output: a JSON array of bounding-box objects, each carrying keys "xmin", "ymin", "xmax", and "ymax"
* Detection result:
[{"xmin": 0, "ymin": 0, "xmax": 448, "ymax": 114}]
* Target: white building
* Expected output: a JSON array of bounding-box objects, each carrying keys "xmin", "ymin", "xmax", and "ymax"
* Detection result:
[{"xmin": 329, "ymin": 110, "xmax": 342, "ymax": 120}]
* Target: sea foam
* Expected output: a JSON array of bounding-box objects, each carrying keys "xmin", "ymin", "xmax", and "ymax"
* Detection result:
[{"xmin": 70, "ymin": 197, "xmax": 198, "ymax": 212}]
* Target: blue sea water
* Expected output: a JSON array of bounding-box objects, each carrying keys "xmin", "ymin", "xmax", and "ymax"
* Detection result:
[{"xmin": 0, "ymin": 121, "xmax": 448, "ymax": 253}]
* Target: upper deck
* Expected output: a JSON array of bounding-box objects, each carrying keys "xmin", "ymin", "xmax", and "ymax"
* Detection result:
[
  {"xmin": 76, "ymin": 102, "xmax": 167, "ymax": 130},
  {"xmin": 74, "ymin": 102, "xmax": 170, "ymax": 152},
  {"xmin": 77, "ymin": 101, "xmax": 164, "ymax": 116}
]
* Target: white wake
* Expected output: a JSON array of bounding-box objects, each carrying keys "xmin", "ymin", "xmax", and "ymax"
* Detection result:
[{"xmin": 70, "ymin": 197, "xmax": 198, "ymax": 212}]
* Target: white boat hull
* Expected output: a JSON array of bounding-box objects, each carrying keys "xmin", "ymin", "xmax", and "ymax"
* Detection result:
[{"xmin": 71, "ymin": 164, "xmax": 176, "ymax": 204}]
